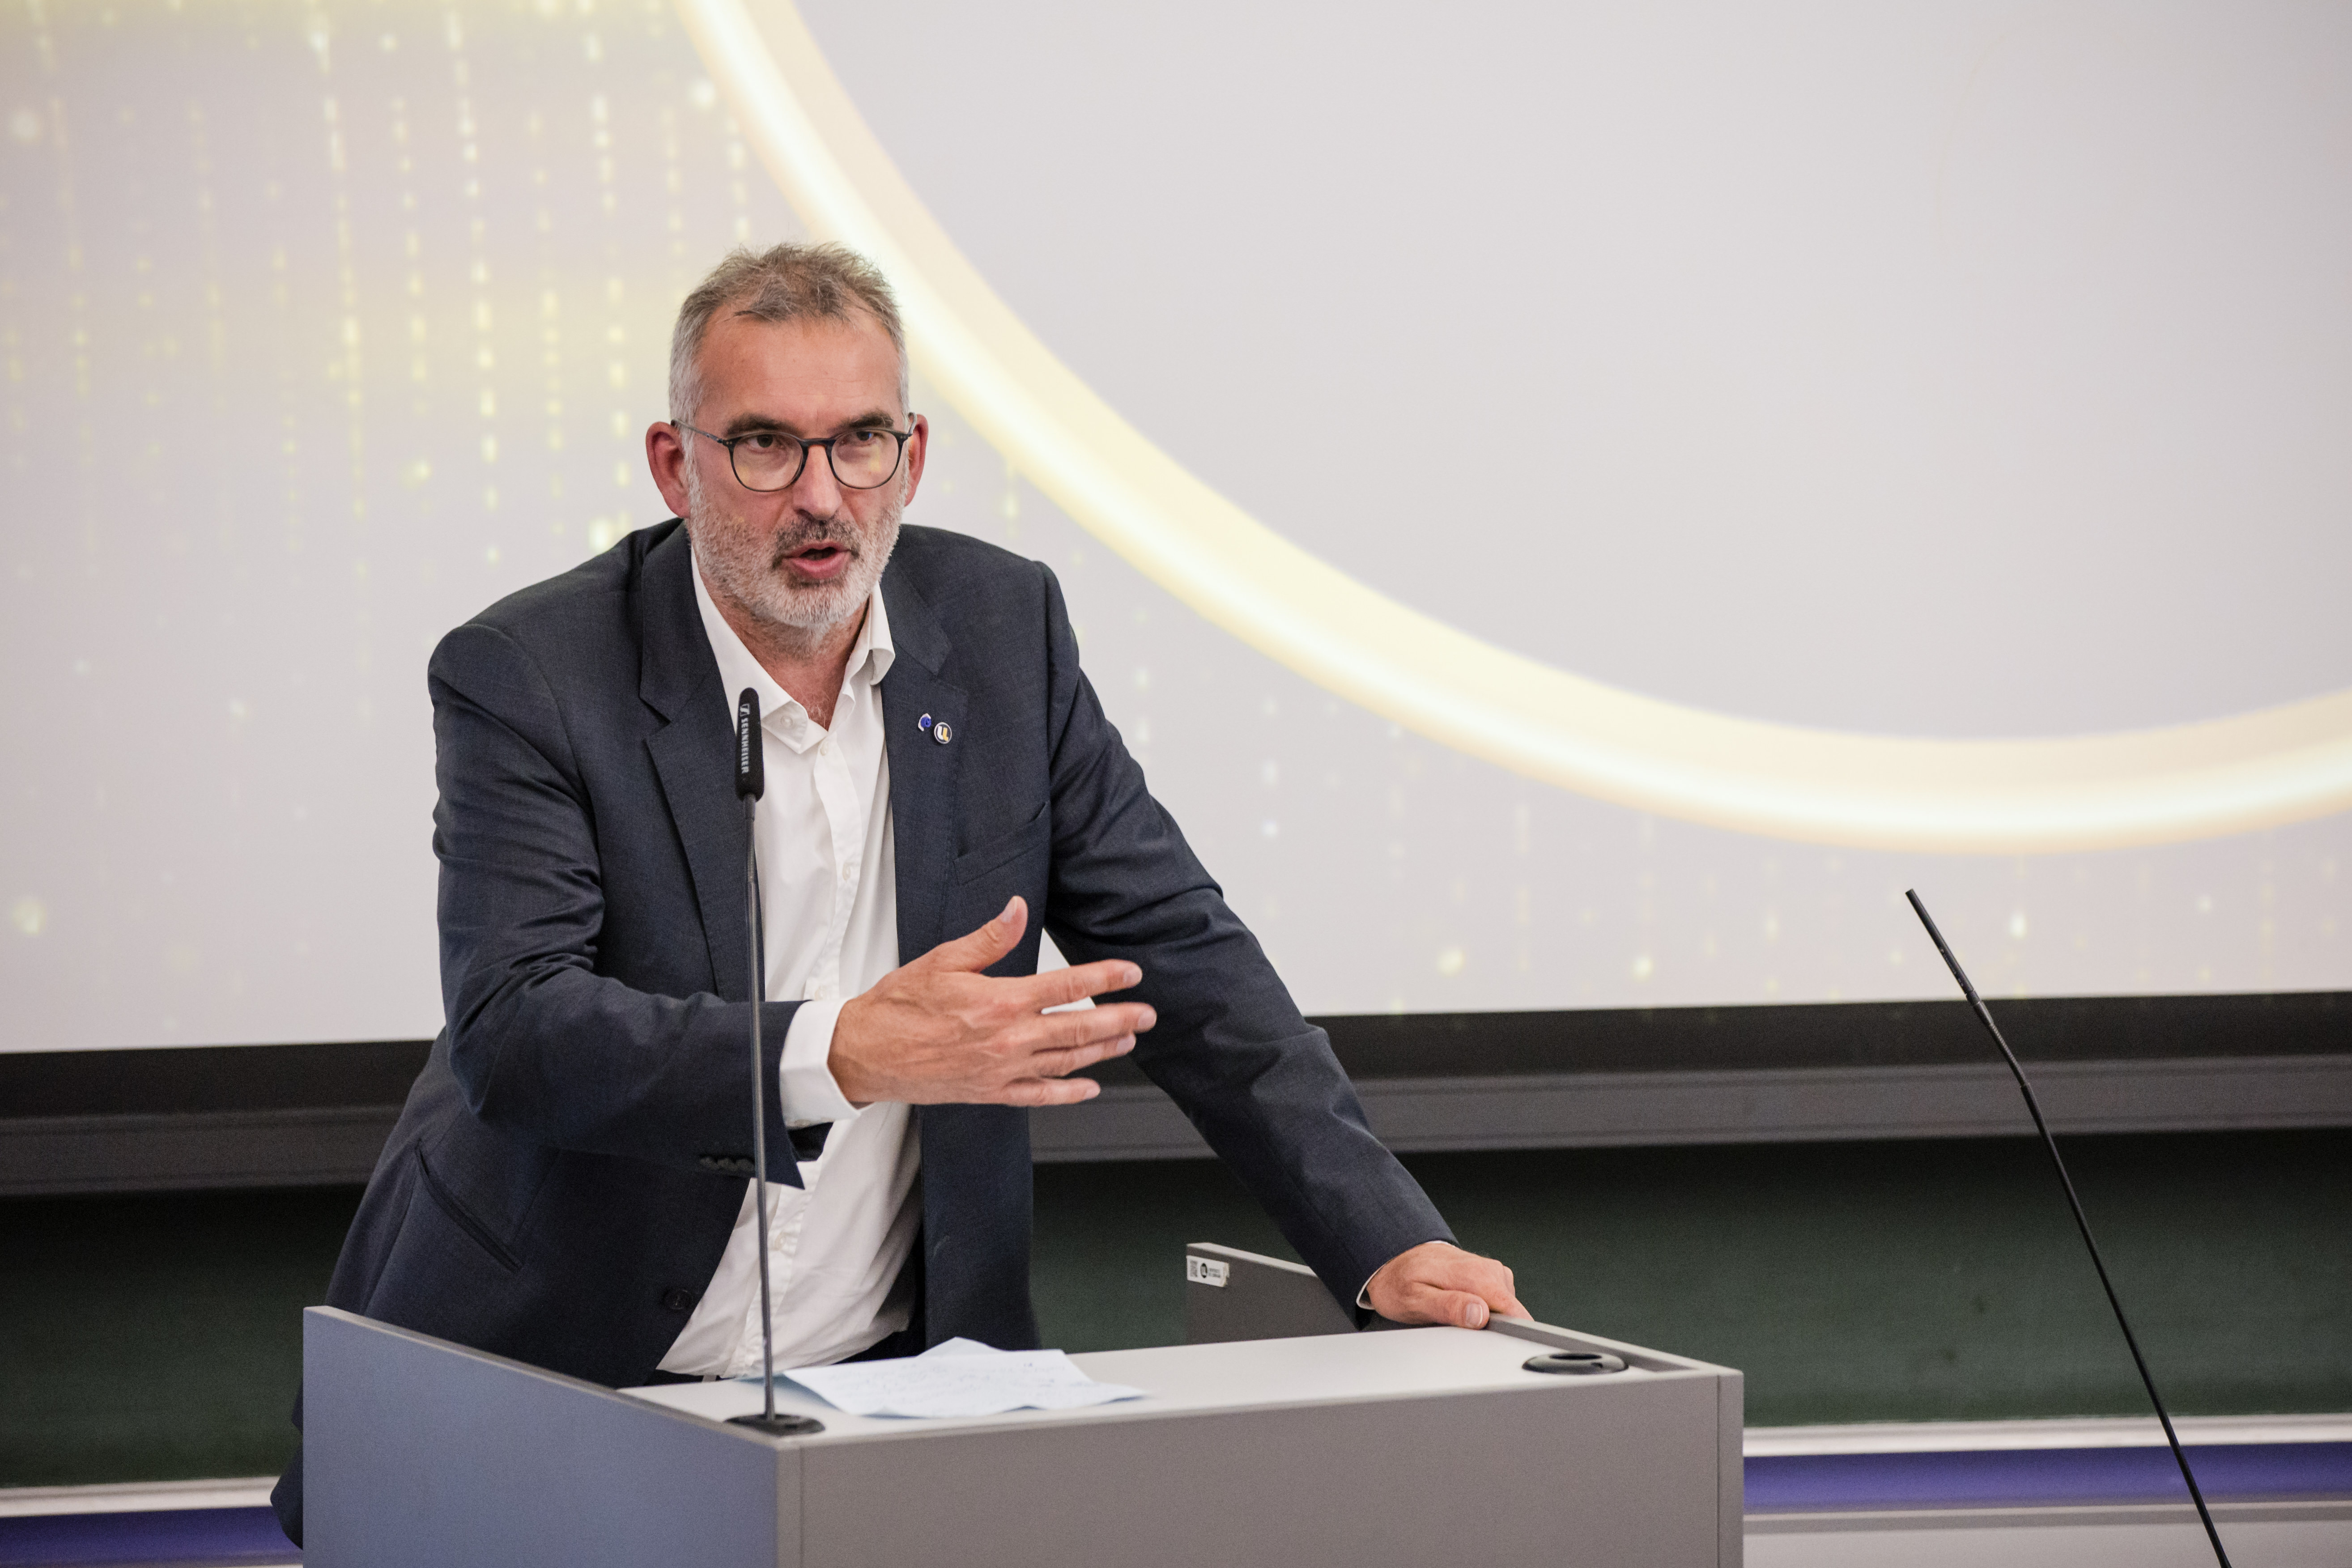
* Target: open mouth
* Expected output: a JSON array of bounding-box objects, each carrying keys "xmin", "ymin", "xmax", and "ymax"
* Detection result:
[{"xmin": 778, "ymin": 537, "xmax": 854, "ymax": 580}]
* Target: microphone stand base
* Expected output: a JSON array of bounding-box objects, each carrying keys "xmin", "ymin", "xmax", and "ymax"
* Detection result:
[{"xmin": 727, "ymin": 1412, "xmax": 826, "ymax": 1436}]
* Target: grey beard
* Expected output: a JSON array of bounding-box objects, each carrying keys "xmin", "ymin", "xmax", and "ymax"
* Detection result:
[{"xmin": 683, "ymin": 465, "xmax": 901, "ymax": 636}]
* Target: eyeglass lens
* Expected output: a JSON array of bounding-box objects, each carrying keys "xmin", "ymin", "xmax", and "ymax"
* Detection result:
[{"xmin": 732, "ymin": 429, "xmax": 903, "ymax": 492}]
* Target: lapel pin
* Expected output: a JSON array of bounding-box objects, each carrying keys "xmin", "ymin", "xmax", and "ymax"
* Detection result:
[
  {"xmin": 918, "ymin": 713, "xmax": 932, "ymax": 730},
  {"xmin": 934, "ymin": 721, "xmax": 953, "ymax": 744}
]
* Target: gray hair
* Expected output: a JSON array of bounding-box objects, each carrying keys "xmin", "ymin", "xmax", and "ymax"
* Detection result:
[{"xmin": 667, "ymin": 242, "xmax": 908, "ymax": 424}]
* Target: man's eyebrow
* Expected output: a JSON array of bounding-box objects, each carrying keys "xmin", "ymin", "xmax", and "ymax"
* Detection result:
[
  {"xmin": 717, "ymin": 412, "xmax": 795, "ymax": 438},
  {"xmin": 715, "ymin": 409, "xmax": 902, "ymax": 438}
]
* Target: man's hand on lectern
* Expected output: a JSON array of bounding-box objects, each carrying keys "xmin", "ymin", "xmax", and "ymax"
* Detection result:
[
  {"xmin": 830, "ymin": 896, "xmax": 1154, "ymax": 1108},
  {"xmin": 1364, "ymin": 1241, "xmax": 1527, "ymax": 1329}
]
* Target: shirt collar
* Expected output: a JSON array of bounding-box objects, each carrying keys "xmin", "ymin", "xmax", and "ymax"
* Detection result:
[{"xmin": 689, "ymin": 552, "xmax": 895, "ymax": 755}]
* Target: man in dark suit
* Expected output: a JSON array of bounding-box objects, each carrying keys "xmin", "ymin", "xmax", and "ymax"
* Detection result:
[{"xmin": 272, "ymin": 243, "xmax": 1519, "ymax": 1543}]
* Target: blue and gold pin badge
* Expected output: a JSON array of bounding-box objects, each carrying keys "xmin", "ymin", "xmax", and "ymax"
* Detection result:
[{"xmin": 919, "ymin": 713, "xmax": 953, "ymax": 745}]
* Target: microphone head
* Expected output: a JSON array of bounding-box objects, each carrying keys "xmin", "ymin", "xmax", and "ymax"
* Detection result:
[{"xmin": 735, "ymin": 688, "xmax": 764, "ymax": 800}]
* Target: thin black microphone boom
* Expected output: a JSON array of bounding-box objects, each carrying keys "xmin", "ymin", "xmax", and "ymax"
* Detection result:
[
  {"xmin": 727, "ymin": 688, "xmax": 821, "ymax": 1437},
  {"xmin": 1905, "ymin": 890, "xmax": 2227, "ymax": 1567}
]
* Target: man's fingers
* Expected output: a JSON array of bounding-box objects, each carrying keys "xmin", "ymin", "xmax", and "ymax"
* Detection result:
[
  {"xmin": 999, "ymin": 1002, "xmax": 1151, "ymax": 1078},
  {"xmin": 998, "ymin": 1075, "xmax": 1103, "ymax": 1108},
  {"xmin": 1450, "ymin": 1270, "xmax": 1527, "ymax": 1323},
  {"xmin": 1394, "ymin": 1278, "xmax": 1514, "ymax": 1330},
  {"xmin": 988, "ymin": 1001, "xmax": 1154, "ymax": 1097},
  {"xmin": 1430, "ymin": 1257, "xmax": 1527, "ymax": 1322},
  {"xmin": 1365, "ymin": 1241, "xmax": 1526, "ymax": 1329},
  {"xmin": 1038, "ymin": 1001, "xmax": 1153, "ymax": 1050},
  {"xmin": 1422, "ymin": 1289, "xmax": 1494, "ymax": 1330},
  {"xmin": 846, "ymin": 918, "xmax": 1156, "ymax": 1105},
  {"xmin": 927, "ymin": 896, "xmax": 1028, "ymax": 974},
  {"xmin": 1023, "ymin": 1033, "xmax": 1138, "ymax": 1083},
  {"xmin": 1018, "ymin": 956, "xmax": 1144, "ymax": 1011}
]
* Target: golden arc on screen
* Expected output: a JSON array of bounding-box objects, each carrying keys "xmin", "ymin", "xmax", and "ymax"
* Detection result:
[{"xmin": 674, "ymin": 0, "xmax": 2352, "ymax": 854}]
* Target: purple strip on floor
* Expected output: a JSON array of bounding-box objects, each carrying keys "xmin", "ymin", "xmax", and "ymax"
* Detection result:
[
  {"xmin": 0, "ymin": 1507, "xmax": 293, "ymax": 1568},
  {"xmin": 1745, "ymin": 1441, "xmax": 2352, "ymax": 1512},
  {"xmin": 7, "ymin": 1444, "xmax": 2347, "ymax": 1560}
]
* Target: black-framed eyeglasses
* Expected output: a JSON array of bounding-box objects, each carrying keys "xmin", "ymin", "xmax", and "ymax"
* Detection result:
[{"xmin": 676, "ymin": 419, "xmax": 917, "ymax": 493}]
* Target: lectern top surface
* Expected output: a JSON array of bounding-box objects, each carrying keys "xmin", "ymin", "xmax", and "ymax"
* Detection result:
[{"xmin": 620, "ymin": 1325, "xmax": 1682, "ymax": 1444}]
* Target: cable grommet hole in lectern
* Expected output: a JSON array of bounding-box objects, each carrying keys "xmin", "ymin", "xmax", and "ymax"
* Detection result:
[
  {"xmin": 1523, "ymin": 1351, "xmax": 1628, "ymax": 1376},
  {"xmin": 729, "ymin": 1412, "xmax": 826, "ymax": 1435}
]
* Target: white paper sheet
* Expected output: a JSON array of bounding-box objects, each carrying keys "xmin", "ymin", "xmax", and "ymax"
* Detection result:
[{"xmin": 776, "ymin": 1337, "xmax": 1147, "ymax": 1419}]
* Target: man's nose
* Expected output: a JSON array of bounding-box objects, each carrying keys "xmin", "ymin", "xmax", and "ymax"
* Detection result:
[{"xmin": 787, "ymin": 443, "xmax": 846, "ymax": 510}]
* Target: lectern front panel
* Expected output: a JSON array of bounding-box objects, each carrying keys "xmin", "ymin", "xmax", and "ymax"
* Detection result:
[
  {"xmin": 304, "ymin": 1309, "xmax": 790, "ymax": 1568},
  {"xmin": 800, "ymin": 1364, "xmax": 1718, "ymax": 1566},
  {"xmin": 303, "ymin": 1304, "xmax": 1740, "ymax": 1567},
  {"xmin": 636, "ymin": 1323, "xmax": 1736, "ymax": 1566}
]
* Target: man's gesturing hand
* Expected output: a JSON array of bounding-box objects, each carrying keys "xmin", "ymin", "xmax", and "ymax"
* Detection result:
[
  {"xmin": 829, "ymin": 897, "xmax": 1153, "ymax": 1107},
  {"xmin": 1364, "ymin": 1241, "xmax": 1527, "ymax": 1330}
]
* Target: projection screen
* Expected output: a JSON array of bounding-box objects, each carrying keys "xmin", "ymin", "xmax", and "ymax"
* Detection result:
[{"xmin": 2, "ymin": 0, "xmax": 2347, "ymax": 1052}]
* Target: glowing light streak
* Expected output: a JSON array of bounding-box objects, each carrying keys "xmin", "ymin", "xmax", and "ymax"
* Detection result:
[{"xmin": 675, "ymin": 0, "xmax": 2352, "ymax": 853}]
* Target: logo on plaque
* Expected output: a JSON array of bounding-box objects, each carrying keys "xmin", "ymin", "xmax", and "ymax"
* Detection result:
[{"xmin": 1186, "ymin": 1256, "xmax": 1230, "ymax": 1288}]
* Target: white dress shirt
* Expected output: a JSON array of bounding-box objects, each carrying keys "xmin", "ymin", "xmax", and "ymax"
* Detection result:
[{"xmin": 657, "ymin": 561, "xmax": 920, "ymax": 1376}]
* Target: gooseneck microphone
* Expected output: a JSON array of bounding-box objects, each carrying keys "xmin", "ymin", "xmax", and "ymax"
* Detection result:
[
  {"xmin": 727, "ymin": 688, "xmax": 822, "ymax": 1438},
  {"xmin": 1906, "ymin": 890, "xmax": 2228, "ymax": 1567},
  {"xmin": 735, "ymin": 687, "xmax": 765, "ymax": 803}
]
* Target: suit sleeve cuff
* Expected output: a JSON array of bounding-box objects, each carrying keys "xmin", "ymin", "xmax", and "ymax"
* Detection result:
[{"xmin": 778, "ymin": 999, "xmax": 859, "ymax": 1128}]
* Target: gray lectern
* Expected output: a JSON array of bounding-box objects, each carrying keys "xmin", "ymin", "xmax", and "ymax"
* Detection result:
[{"xmin": 304, "ymin": 1245, "xmax": 1742, "ymax": 1567}]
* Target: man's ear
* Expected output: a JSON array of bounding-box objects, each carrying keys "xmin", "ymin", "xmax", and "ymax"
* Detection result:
[
  {"xmin": 646, "ymin": 420, "xmax": 693, "ymax": 518},
  {"xmin": 897, "ymin": 413, "xmax": 930, "ymax": 508}
]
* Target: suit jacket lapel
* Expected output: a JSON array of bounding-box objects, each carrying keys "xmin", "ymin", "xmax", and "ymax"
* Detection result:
[
  {"xmin": 637, "ymin": 525, "xmax": 751, "ymax": 1003},
  {"xmin": 879, "ymin": 569, "xmax": 966, "ymax": 966},
  {"xmin": 879, "ymin": 566, "xmax": 987, "ymax": 1338}
]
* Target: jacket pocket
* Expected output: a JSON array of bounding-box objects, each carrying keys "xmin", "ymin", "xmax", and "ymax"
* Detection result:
[
  {"xmin": 414, "ymin": 1142, "xmax": 523, "ymax": 1274},
  {"xmin": 953, "ymin": 803, "xmax": 1050, "ymax": 886}
]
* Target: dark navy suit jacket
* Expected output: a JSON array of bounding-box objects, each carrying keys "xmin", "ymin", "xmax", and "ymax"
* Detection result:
[{"xmin": 272, "ymin": 519, "xmax": 1447, "ymax": 1541}]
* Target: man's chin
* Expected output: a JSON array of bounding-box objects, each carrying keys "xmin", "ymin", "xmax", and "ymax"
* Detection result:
[{"xmin": 751, "ymin": 580, "xmax": 865, "ymax": 634}]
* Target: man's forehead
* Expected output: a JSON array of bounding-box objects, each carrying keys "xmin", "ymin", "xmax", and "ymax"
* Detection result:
[{"xmin": 698, "ymin": 310, "xmax": 901, "ymax": 418}]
